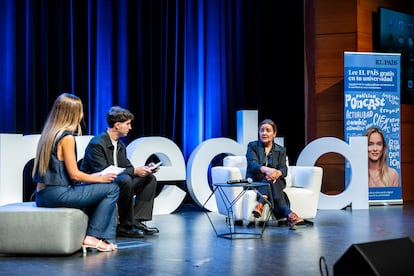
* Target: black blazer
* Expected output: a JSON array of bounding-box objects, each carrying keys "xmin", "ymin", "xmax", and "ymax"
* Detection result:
[
  {"xmin": 245, "ymin": 140, "xmax": 288, "ymax": 187},
  {"xmin": 80, "ymin": 131, "xmax": 135, "ymax": 178}
]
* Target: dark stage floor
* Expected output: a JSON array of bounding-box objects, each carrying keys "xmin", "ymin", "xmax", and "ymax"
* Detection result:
[{"xmin": 1, "ymin": 201, "xmax": 414, "ymax": 276}]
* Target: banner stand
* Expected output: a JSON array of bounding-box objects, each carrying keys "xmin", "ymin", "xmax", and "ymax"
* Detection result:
[{"xmin": 344, "ymin": 52, "xmax": 402, "ymax": 205}]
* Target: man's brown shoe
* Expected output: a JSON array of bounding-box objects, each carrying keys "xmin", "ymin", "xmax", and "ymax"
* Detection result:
[
  {"xmin": 287, "ymin": 212, "xmax": 304, "ymax": 229},
  {"xmin": 252, "ymin": 203, "xmax": 264, "ymax": 218}
]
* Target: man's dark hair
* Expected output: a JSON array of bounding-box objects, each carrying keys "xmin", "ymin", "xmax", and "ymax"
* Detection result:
[{"xmin": 106, "ymin": 106, "xmax": 135, "ymax": 127}]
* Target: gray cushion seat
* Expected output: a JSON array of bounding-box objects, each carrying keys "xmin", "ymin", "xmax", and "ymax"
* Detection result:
[{"xmin": 0, "ymin": 202, "xmax": 88, "ymax": 255}]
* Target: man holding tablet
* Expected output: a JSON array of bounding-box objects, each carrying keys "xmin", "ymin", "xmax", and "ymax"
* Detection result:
[{"xmin": 81, "ymin": 106, "xmax": 160, "ymax": 237}]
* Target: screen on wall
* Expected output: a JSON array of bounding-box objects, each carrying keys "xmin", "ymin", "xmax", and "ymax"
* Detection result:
[{"xmin": 375, "ymin": 7, "xmax": 414, "ymax": 104}]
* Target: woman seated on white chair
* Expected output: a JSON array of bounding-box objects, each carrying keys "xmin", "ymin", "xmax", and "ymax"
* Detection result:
[{"xmin": 246, "ymin": 119, "xmax": 303, "ymax": 229}]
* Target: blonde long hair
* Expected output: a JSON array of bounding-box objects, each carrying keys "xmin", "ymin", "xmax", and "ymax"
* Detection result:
[
  {"xmin": 365, "ymin": 127, "xmax": 388, "ymax": 185},
  {"xmin": 33, "ymin": 93, "xmax": 84, "ymax": 176}
]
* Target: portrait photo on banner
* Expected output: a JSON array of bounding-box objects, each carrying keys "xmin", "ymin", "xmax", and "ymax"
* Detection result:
[{"xmin": 344, "ymin": 51, "xmax": 402, "ymax": 204}]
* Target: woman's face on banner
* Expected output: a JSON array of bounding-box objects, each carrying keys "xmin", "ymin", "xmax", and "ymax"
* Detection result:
[{"xmin": 368, "ymin": 132, "xmax": 384, "ymax": 162}]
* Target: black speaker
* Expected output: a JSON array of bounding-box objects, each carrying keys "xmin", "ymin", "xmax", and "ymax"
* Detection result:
[{"xmin": 334, "ymin": 237, "xmax": 414, "ymax": 275}]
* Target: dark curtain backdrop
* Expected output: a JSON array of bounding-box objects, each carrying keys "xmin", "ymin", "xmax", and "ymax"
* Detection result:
[{"xmin": 0, "ymin": 0, "xmax": 305, "ymax": 163}]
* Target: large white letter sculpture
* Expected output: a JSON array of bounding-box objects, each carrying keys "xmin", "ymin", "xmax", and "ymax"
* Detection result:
[
  {"xmin": 186, "ymin": 138, "xmax": 245, "ymax": 211},
  {"xmin": 297, "ymin": 136, "xmax": 368, "ymax": 209},
  {"xmin": 127, "ymin": 137, "xmax": 187, "ymax": 215},
  {"xmin": 0, "ymin": 134, "xmax": 93, "ymax": 206},
  {"xmin": 0, "ymin": 110, "xmax": 369, "ymax": 211},
  {"xmin": 0, "ymin": 134, "xmax": 39, "ymax": 205}
]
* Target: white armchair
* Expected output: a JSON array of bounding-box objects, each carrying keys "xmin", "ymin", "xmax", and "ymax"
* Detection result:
[
  {"xmin": 211, "ymin": 156, "xmax": 247, "ymax": 221},
  {"xmin": 211, "ymin": 155, "xmax": 323, "ymax": 225}
]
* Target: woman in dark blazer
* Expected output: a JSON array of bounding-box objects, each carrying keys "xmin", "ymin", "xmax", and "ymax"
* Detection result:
[{"xmin": 246, "ymin": 119, "xmax": 303, "ymax": 229}]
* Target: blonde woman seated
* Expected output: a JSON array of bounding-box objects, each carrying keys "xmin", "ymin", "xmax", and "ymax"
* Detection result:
[
  {"xmin": 33, "ymin": 93, "xmax": 120, "ymax": 253},
  {"xmin": 365, "ymin": 127, "xmax": 400, "ymax": 187}
]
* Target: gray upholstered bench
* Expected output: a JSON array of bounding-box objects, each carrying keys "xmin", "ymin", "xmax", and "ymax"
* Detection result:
[{"xmin": 0, "ymin": 202, "xmax": 88, "ymax": 255}]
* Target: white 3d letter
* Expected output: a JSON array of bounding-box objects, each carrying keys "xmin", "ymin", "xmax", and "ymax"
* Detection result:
[
  {"xmin": 127, "ymin": 136, "xmax": 187, "ymax": 215},
  {"xmin": 296, "ymin": 136, "xmax": 368, "ymax": 209},
  {"xmin": 186, "ymin": 138, "xmax": 245, "ymax": 211}
]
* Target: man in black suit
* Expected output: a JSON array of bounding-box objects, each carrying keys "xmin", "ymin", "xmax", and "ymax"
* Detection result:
[{"xmin": 81, "ymin": 106, "xmax": 159, "ymax": 238}]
